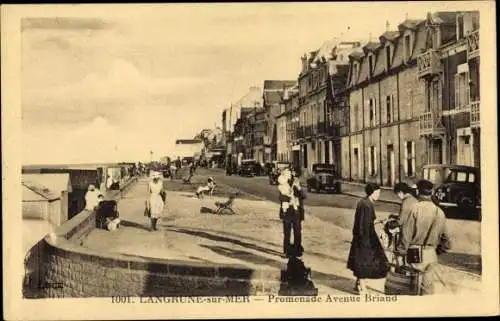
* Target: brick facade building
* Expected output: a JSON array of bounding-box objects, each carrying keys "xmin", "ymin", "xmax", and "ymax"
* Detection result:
[{"xmin": 343, "ymin": 11, "xmax": 480, "ymax": 187}]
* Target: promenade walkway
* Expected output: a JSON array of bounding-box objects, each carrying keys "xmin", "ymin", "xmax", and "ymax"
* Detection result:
[{"xmin": 82, "ymin": 178, "xmax": 482, "ymax": 295}]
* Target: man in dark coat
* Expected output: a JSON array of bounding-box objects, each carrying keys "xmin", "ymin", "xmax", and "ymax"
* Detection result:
[{"xmin": 347, "ymin": 183, "xmax": 390, "ymax": 293}]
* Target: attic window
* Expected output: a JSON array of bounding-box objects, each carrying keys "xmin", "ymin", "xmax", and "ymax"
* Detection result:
[
  {"xmin": 404, "ymin": 34, "xmax": 412, "ymax": 61},
  {"xmin": 385, "ymin": 46, "xmax": 391, "ymax": 70},
  {"xmin": 352, "ymin": 62, "xmax": 359, "ymax": 82},
  {"xmin": 457, "ymin": 14, "xmax": 464, "ymax": 40},
  {"xmin": 368, "ymin": 55, "xmax": 374, "ymax": 76}
]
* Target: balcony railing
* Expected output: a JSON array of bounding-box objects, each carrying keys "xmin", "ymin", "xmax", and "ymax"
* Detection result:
[
  {"xmin": 470, "ymin": 100, "xmax": 480, "ymax": 128},
  {"xmin": 304, "ymin": 125, "xmax": 313, "ymax": 138},
  {"xmin": 417, "ymin": 49, "xmax": 441, "ymax": 79},
  {"xmin": 467, "ymin": 29, "xmax": 479, "ymax": 60},
  {"xmin": 419, "ymin": 111, "xmax": 446, "ymax": 136},
  {"xmin": 317, "ymin": 121, "xmax": 327, "ymax": 136},
  {"xmin": 296, "ymin": 126, "xmax": 305, "ymax": 139}
]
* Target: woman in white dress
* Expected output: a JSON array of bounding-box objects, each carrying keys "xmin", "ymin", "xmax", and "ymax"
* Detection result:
[{"xmin": 147, "ymin": 171, "xmax": 165, "ymax": 231}]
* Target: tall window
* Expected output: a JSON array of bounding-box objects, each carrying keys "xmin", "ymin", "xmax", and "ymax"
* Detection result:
[
  {"xmin": 353, "ymin": 103, "xmax": 359, "ymax": 131},
  {"xmin": 404, "ymin": 34, "xmax": 411, "ymax": 61},
  {"xmin": 404, "ymin": 141, "xmax": 416, "ymax": 176},
  {"xmin": 369, "ymin": 98, "xmax": 376, "ymax": 127},
  {"xmin": 455, "ymin": 71, "xmax": 469, "ymax": 109},
  {"xmin": 385, "ymin": 46, "xmax": 391, "ymax": 70},
  {"xmin": 368, "ymin": 146, "xmax": 377, "ymax": 176},
  {"xmin": 386, "ymin": 95, "xmax": 392, "ymax": 123}
]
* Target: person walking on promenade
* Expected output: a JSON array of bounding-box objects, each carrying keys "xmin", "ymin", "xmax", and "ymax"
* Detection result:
[
  {"xmin": 347, "ymin": 183, "xmax": 390, "ymax": 294},
  {"xmin": 395, "ymin": 179, "xmax": 451, "ymax": 295},
  {"xmin": 278, "ymin": 168, "xmax": 302, "ymax": 258},
  {"xmin": 147, "ymin": 171, "xmax": 166, "ymax": 231}
]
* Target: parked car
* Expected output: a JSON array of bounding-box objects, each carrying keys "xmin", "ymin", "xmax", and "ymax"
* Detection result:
[
  {"xmin": 238, "ymin": 159, "xmax": 262, "ymax": 177},
  {"xmin": 306, "ymin": 163, "xmax": 341, "ymax": 193},
  {"xmin": 269, "ymin": 161, "xmax": 291, "ymax": 185},
  {"xmin": 422, "ymin": 164, "xmax": 481, "ymax": 211}
]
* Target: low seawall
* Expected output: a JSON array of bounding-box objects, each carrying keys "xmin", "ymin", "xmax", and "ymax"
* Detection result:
[{"xmin": 32, "ymin": 176, "xmax": 287, "ymax": 298}]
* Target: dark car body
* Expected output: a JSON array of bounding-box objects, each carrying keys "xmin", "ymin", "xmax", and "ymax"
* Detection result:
[
  {"xmin": 422, "ymin": 164, "xmax": 481, "ymax": 211},
  {"xmin": 306, "ymin": 163, "xmax": 341, "ymax": 193},
  {"xmin": 268, "ymin": 162, "xmax": 291, "ymax": 185},
  {"xmin": 238, "ymin": 159, "xmax": 262, "ymax": 177}
]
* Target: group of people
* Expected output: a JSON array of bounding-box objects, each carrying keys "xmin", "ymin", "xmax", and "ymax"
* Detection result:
[
  {"xmin": 347, "ymin": 180, "xmax": 451, "ymax": 295},
  {"xmin": 85, "ymin": 184, "xmax": 121, "ymax": 231},
  {"xmin": 276, "ymin": 167, "xmax": 451, "ymax": 296}
]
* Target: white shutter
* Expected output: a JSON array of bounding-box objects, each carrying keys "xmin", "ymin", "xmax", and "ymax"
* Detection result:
[
  {"xmin": 367, "ymin": 147, "xmax": 372, "ymax": 176},
  {"xmin": 403, "ymin": 140, "xmax": 408, "ymax": 175},
  {"xmin": 374, "ymin": 146, "xmax": 378, "ymax": 175},
  {"xmin": 411, "ymin": 141, "xmax": 416, "ymax": 176},
  {"xmin": 454, "ymin": 73, "xmax": 459, "ymax": 109}
]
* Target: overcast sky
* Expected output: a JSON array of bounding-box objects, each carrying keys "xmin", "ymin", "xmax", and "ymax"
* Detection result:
[{"xmin": 20, "ymin": 2, "xmax": 481, "ymax": 164}]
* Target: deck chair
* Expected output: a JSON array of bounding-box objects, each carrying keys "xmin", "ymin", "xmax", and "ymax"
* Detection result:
[{"xmin": 214, "ymin": 196, "xmax": 235, "ymax": 215}]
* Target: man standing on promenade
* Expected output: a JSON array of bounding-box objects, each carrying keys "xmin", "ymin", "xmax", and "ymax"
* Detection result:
[
  {"xmin": 396, "ymin": 179, "xmax": 451, "ymax": 295},
  {"xmin": 385, "ymin": 182, "xmax": 419, "ymax": 248}
]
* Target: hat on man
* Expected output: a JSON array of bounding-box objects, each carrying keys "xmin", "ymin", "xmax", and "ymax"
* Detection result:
[
  {"xmin": 151, "ymin": 171, "xmax": 161, "ymax": 179},
  {"xmin": 416, "ymin": 179, "xmax": 434, "ymax": 196},
  {"xmin": 88, "ymin": 184, "xmax": 96, "ymax": 191},
  {"xmin": 365, "ymin": 183, "xmax": 381, "ymax": 196}
]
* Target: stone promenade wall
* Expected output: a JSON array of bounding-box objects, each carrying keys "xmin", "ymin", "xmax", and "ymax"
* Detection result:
[{"xmin": 35, "ymin": 176, "xmax": 286, "ymax": 298}]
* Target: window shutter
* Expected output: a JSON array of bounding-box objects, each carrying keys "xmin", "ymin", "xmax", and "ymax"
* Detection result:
[
  {"xmin": 374, "ymin": 146, "xmax": 378, "ymax": 175},
  {"xmin": 454, "ymin": 73, "xmax": 459, "ymax": 109},
  {"xmin": 403, "ymin": 140, "xmax": 408, "ymax": 175},
  {"xmin": 411, "ymin": 141, "xmax": 416, "ymax": 176},
  {"xmin": 367, "ymin": 147, "xmax": 372, "ymax": 176}
]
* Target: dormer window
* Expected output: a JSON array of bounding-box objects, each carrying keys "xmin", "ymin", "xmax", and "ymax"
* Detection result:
[
  {"xmin": 385, "ymin": 45, "xmax": 391, "ymax": 70},
  {"xmin": 404, "ymin": 34, "xmax": 412, "ymax": 61},
  {"xmin": 368, "ymin": 54, "xmax": 374, "ymax": 76},
  {"xmin": 457, "ymin": 14, "xmax": 464, "ymax": 40},
  {"xmin": 352, "ymin": 62, "xmax": 359, "ymax": 82}
]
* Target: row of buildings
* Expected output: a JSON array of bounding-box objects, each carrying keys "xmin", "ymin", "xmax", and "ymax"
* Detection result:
[{"xmin": 221, "ymin": 11, "xmax": 480, "ymax": 186}]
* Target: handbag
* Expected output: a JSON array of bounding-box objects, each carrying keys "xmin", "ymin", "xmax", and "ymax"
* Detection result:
[{"xmin": 384, "ymin": 256, "xmax": 422, "ymax": 295}]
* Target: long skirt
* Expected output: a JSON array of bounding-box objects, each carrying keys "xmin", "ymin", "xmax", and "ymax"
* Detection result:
[
  {"xmin": 149, "ymin": 194, "xmax": 164, "ymax": 219},
  {"xmin": 347, "ymin": 235, "xmax": 389, "ymax": 279}
]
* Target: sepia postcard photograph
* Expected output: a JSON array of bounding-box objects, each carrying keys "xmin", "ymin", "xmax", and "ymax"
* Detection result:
[{"xmin": 2, "ymin": 1, "xmax": 499, "ymax": 320}]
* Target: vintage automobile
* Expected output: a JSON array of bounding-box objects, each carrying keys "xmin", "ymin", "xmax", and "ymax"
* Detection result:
[
  {"xmin": 422, "ymin": 164, "xmax": 481, "ymax": 211},
  {"xmin": 268, "ymin": 161, "xmax": 291, "ymax": 185},
  {"xmin": 238, "ymin": 159, "xmax": 262, "ymax": 177},
  {"xmin": 306, "ymin": 163, "xmax": 341, "ymax": 193}
]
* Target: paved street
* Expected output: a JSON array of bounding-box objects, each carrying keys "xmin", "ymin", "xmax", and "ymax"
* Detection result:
[
  {"xmin": 82, "ymin": 176, "xmax": 482, "ymax": 296},
  {"xmin": 199, "ymin": 168, "xmax": 401, "ymax": 213}
]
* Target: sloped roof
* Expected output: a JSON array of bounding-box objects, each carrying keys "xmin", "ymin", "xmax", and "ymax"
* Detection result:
[
  {"xmin": 263, "ymin": 80, "xmax": 296, "ymax": 91},
  {"xmin": 379, "ymin": 30, "xmax": 400, "ymax": 43},
  {"xmin": 398, "ymin": 19, "xmax": 425, "ymax": 31},
  {"xmin": 22, "ymin": 178, "xmax": 59, "ymax": 201},
  {"xmin": 363, "ymin": 42, "xmax": 381, "ymax": 53},
  {"xmin": 22, "ymin": 173, "xmax": 71, "ymax": 194},
  {"xmin": 175, "ymin": 139, "xmax": 203, "ymax": 144}
]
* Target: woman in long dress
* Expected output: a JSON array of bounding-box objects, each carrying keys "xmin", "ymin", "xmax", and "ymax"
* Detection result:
[
  {"xmin": 147, "ymin": 171, "xmax": 165, "ymax": 231},
  {"xmin": 347, "ymin": 183, "xmax": 389, "ymax": 293}
]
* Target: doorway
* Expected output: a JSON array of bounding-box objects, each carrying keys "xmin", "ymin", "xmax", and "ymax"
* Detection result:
[
  {"xmin": 324, "ymin": 141, "xmax": 330, "ymax": 164},
  {"xmin": 387, "ymin": 144, "xmax": 395, "ymax": 186},
  {"xmin": 431, "ymin": 139, "xmax": 443, "ymax": 164},
  {"xmin": 353, "ymin": 147, "xmax": 360, "ymax": 180}
]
